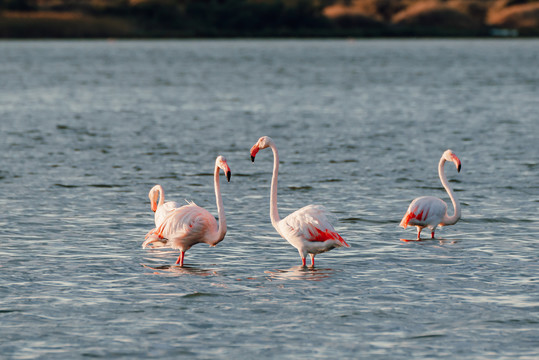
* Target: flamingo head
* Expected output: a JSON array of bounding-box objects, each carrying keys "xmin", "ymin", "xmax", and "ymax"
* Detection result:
[
  {"xmin": 216, "ymin": 156, "xmax": 232, "ymax": 182},
  {"xmin": 250, "ymin": 136, "xmax": 273, "ymax": 162},
  {"xmin": 148, "ymin": 185, "xmax": 160, "ymax": 212},
  {"xmin": 443, "ymin": 149, "xmax": 461, "ymax": 173}
]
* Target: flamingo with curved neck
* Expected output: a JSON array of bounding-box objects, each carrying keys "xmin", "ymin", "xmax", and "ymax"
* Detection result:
[
  {"xmin": 145, "ymin": 184, "xmax": 180, "ymax": 239},
  {"xmin": 142, "ymin": 156, "xmax": 231, "ymax": 266},
  {"xmin": 400, "ymin": 149, "xmax": 462, "ymax": 239},
  {"xmin": 250, "ymin": 136, "xmax": 349, "ymax": 267}
]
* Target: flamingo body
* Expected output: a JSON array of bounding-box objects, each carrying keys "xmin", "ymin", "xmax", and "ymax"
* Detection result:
[
  {"xmin": 143, "ymin": 156, "xmax": 231, "ymax": 266},
  {"xmin": 400, "ymin": 196, "xmax": 448, "ymax": 236},
  {"xmin": 400, "ymin": 149, "xmax": 462, "ymax": 240},
  {"xmin": 144, "ymin": 202, "xmax": 218, "ymax": 255},
  {"xmin": 251, "ymin": 136, "xmax": 349, "ymax": 267},
  {"xmin": 155, "ymin": 200, "xmax": 180, "ymax": 227},
  {"xmin": 278, "ymin": 205, "xmax": 350, "ymax": 262}
]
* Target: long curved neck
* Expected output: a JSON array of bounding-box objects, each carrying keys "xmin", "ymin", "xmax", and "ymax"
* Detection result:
[
  {"xmin": 211, "ymin": 165, "xmax": 227, "ymax": 245},
  {"xmin": 269, "ymin": 142, "xmax": 281, "ymax": 230},
  {"xmin": 439, "ymin": 157, "xmax": 461, "ymax": 225},
  {"xmin": 157, "ymin": 185, "xmax": 165, "ymax": 207}
]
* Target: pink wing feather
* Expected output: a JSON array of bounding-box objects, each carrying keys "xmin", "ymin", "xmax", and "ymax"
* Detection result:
[
  {"xmin": 154, "ymin": 202, "xmax": 217, "ymax": 241},
  {"xmin": 400, "ymin": 196, "xmax": 447, "ymax": 229},
  {"xmin": 155, "ymin": 200, "xmax": 180, "ymax": 227},
  {"xmin": 281, "ymin": 205, "xmax": 349, "ymax": 247}
]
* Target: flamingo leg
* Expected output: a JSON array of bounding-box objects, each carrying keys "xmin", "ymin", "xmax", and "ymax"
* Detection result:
[
  {"xmin": 301, "ymin": 257, "xmax": 306, "ymax": 267},
  {"xmin": 175, "ymin": 251, "xmax": 185, "ymax": 266},
  {"xmin": 431, "ymin": 231, "xmax": 435, "ymax": 239},
  {"xmin": 417, "ymin": 227, "xmax": 422, "ymax": 240},
  {"xmin": 310, "ymin": 254, "xmax": 315, "ymax": 267}
]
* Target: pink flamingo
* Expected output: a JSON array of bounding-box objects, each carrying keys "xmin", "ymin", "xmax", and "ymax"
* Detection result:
[
  {"xmin": 250, "ymin": 136, "xmax": 350, "ymax": 267},
  {"xmin": 400, "ymin": 149, "xmax": 462, "ymax": 240},
  {"xmin": 145, "ymin": 185, "xmax": 180, "ymax": 240},
  {"xmin": 142, "ymin": 156, "xmax": 231, "ymax": 266}
]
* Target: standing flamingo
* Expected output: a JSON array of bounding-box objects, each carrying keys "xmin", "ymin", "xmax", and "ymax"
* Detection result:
[
  {"xmin": 145, "ymin": 185, "xmax": 180, "ymax": 239},
  {"xmin": 250, "ymin": 136, "xmax": 350, "ymax": 267},
  {"xmin": 142, "ymin": 156, "xmax": 231, "ymax": 266},
  {"xmin": 400, "ymin": 149, "xmax": 462, "ymax": 240}
]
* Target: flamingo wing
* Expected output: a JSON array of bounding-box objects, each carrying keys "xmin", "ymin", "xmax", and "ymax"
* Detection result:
[
  {"xmin": 280, "ymin": 205, "xmax": 349, "ymax": 247},
  {"xmin": 400, "ymin": 196, "xmax": 447, "ymax": 229},
  {"xmin": 155, "ymin": 200, "xmax": 181, "ymax": 227},
  {"xmin": 163, "ymin": 200, "xmax": 180, "ymax": 213},
  {"xmin": 154, "ymin": 203, "xmax": 217, "ymax": 245}
]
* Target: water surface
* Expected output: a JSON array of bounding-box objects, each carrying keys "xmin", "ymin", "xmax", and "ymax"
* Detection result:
[{"xmin": 1, "ymin": 40, "xmax": 538, "ymax": 359}]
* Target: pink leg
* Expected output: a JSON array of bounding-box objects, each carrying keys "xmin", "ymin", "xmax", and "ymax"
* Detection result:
[
  {"xmin": 417, "ymin": 227, "xmax": 422, "ymax": 240},
  {"xmin": 431, "ymin": 231, "xmax": 435, "ymax": 239},
  {"xmin": 310, "ymin": 254, "xmax": 315, "ymax": 267},
  {"xmin": 301, "ymin": 257, "xmax": 306, "ymax": 267},
  {"xmin": 175, "ymin": 251, "xmax": 185, "ymax": 266}
]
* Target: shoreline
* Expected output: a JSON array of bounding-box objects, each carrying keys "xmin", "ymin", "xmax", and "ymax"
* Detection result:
[{"xmin": 1, "ymin": 9, "xmax": 537, "ymax": 39}]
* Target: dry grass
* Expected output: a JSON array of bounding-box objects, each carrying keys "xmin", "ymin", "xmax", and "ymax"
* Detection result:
[
  {"xmin": 323, "ymin": 0, "xmax": 411, "ymax": 21},
  {"xmin": 487, "ymin": 2, "xmax": 539, "ymax": 28},
  {"xmin": 323, "ymin": 3, "xmax": 371, "ymax": 18},
  {"xmin": 391, "ymin": 1, "xmax": 481, "ymax": 29},
  {"xmin": 446, "ymin": 0, "xmax": 491, "ymax": 22},
  {"xmin": 2, "ymin": 0, "xmax": 538, "ymax": 37}
]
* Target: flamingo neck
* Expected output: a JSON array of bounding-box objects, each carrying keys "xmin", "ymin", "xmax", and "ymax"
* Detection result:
[
  {"xmin": 212, "ymin": 164, "xmax": 227, "ymax": 245},
  {"xmin": 439, "ymin": 156, "xmax": 461, "ymax": 225},
  {"xmin": 269, "ymin": 141, "xmax": 281, "ymax": 230},
  {"xmin": 157, "ymin": 185, "xmax": 165, "ymax": 207}
]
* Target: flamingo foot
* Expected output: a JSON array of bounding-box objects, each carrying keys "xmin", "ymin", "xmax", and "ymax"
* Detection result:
[
  {"xmin": 175, "ymin": 251, "xmax": 185, "ymax": 266},
  {"xmin": 301, "ymin": 257, "xmax": 306, "ymax": 267},
  {"xmin": 309, "ymin": 254, "xmax": 315, "ymax": 268}
]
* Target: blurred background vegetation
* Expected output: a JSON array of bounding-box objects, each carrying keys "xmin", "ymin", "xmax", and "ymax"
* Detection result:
[{"xmin": 0, "ymin": 0, "xmax": 538, "ymax": 37}]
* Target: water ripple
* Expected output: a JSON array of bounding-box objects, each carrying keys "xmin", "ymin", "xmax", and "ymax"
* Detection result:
[{"xmin": 1, "ymin": 39, "xmax": 537, "ymax": 360}]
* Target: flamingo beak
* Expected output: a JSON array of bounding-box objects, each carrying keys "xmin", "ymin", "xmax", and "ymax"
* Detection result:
[
  {"xmin": 452, "ymin": 155, "xmax": 461, "ymax": 173},
  {"xmin": 250, "ymin": 145, "xmax": 259, "ymax": 163},
  {"xmin": 226, "ymin": 170, "xmax": 231, "ymax": 182},
  {"xmin": 151, "ymin": 203, "xmax": 157, "ymax": 212}
]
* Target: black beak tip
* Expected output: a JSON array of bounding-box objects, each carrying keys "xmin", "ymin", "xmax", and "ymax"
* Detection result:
[
  {"xmin": 457, "ymin": 164, "xmax": 461, "ymax": 173},
  {"xmin": 251, "ymin": 155, "xmax": 255, "ymax": 163},
  {"xmin": 226, "ymin": 171, "xmax": 231, "ymax": 182}
]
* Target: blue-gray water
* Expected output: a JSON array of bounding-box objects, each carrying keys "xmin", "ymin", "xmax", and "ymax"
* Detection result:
[{"xmin": 1, "ymin": 40, "xmax": 538, "ymax": 359}]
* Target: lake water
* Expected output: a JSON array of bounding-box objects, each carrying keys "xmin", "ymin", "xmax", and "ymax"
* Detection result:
[{"xmin": 1, "ymin": 39, "xmax": 538, "ymax": 359}]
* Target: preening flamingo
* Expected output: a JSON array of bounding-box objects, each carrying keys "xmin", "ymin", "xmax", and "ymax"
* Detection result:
[
  {"xmin": 400, "ymin": 149, "xmax": 462, "ymax": 240},
  {"xmin": 142, "ymin": 156, "xmax": 231, "ymax": 266},
  {"xmin": 145, "ymin": 185, "xmax": 180, "ymax": 240},
  {"xmin": 250, "ymin": 136, "xmax": 350, "ymax": 267}
]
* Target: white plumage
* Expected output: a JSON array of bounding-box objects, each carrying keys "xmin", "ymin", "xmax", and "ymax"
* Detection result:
[
  {"xmin": 155, "ymin": 200, "xmax": 180, "ymax": 228},
  {"xmin": 278, "ymin": 205, "xmax": 349, "ymax": 258},
  {"xmin": 401, "ymin": 196, "xmax": 447, "ymax": 230}
]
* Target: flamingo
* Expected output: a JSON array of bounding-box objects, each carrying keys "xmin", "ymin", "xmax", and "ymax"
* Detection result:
[
  {"xmin": 145, "ymin": 185, "xmax": 180, "ymax": 240},
  {"xmin": 400, "ymin": 149, "xmax": 462, "ymax": 240},
  {"xmin": 250, "ymin": 136, "xmax": 350, "ymax": 267},
  {"xmin": 142, "ymin": 156, "xmax": 231, "ymax": 266}
]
